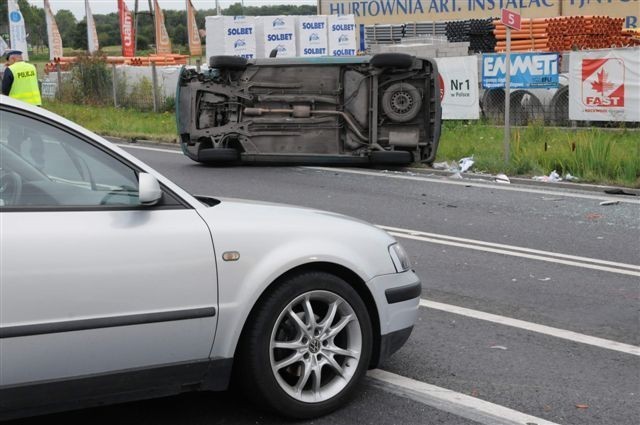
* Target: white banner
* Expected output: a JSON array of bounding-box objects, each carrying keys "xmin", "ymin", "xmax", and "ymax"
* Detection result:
[
  {"xmin": 44, "ymin": 0, "xmax": 63, "ymax": 60},
  {"xmin": 328, "ymin": 14, "xmax": 357, "ymax": 57},
  {"xmin": 569, "ymin": 48, "xmax": 640, "ymax": 122},
  {"xmin": 298, "ymin": 16, "xmax": 328, "ymax": 57},
  {"xmin": 85, "ymin": 0, "xmax": 99, "ymax": 54},
  {"xmin": 435, "ymin": 56, "xmax": 479, "ymax": 120},
  {"xmin": 257, "ymin": 16, "xmax": 296, "ymax": 58},
  {"xmin": 0, "ymin": 36, "xmax": 10, "ymax": 58},
  {"xmin": 8, "ymin": 0, "xmax": 28, "ymax": 60}
]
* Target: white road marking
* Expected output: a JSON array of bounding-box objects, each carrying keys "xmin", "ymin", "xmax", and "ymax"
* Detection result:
[
  {"xmin": 367, "ymin": 369, "xmax": 561, "ymax": 425},
  {"xmin": 116, "ymin": 144, "xmax": 182, "ymax": 154},
  {"xmin": 118, "ymin": 145, "xmax": 639, "ymax": 204},
  {"xmin": 307, "ymin": 166, "xmax": 640, "ymax": 204},
  {"xmin": 389, "ymin": 231, "xmax": 640, "ymax": 277},
  {"xmin": 379, "ymin": 225, "xmax": 640, "ymax": 272},
  {"xmin": 420, "ymin": 299, "xmax": 640, "ymax": 357}
]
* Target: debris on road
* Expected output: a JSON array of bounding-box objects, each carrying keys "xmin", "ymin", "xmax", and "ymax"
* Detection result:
[
  {"xmin": 494, "ymin": 173, "xmax": 511, "ymax": 184},
  {"xmin": 604, "ymin": 188, "xmax": 637, "ymax": 196},
  {"xmin": 459, "ymin": 156, "xmax": 475, "ymax": 173},
  {"xmin": 490, "ymin": 345, "xmax": 508, "ymax": 350},
  {"xmin": 599, "ymin": 200, "xmax": 620, "ymax": 206},
  {"xmin": 532, "ymin": 170, "xmax": 562, "ymax": 183},
  {"xmin": 586, "ymin": 213, "xmax": 604, "ymax": 220},
  {"xmin": 564, "ymin": 173, "xmax": 579, "ymax": 182},
  {"xmin": 432, "ymin": 161, "xmax": 450, "ymax": 170},
  {"xmin": 575, "ymin": 404, "xmax": 589, "ymax": 409},
  {"xmin": 538, "ymin": 277, "xmax": 551, "ymax": 282}
]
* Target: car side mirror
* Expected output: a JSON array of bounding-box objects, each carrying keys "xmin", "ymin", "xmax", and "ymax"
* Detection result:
[{"xmin": 138, "ymin": 172, "xmax": 162, "ymax": 206}]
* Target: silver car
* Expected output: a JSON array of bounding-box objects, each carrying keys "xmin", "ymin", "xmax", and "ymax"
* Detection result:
[{"xmin": 0, "ymin": 95, "xmax": 421, "ymax": 420}]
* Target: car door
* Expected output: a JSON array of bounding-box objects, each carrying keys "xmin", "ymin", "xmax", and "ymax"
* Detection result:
[{"xmin": 0, "ymin": 108, "xmax": 218, "ymax": 393}]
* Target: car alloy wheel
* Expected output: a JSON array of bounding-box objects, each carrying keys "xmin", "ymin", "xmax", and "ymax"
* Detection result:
[{"xmin": 269, "ymin": 290, "xmax": 362, "ymax": 404}]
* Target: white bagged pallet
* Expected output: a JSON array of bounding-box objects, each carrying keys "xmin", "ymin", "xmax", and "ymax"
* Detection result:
[
  {"xmin": 257, "ymin": 16, "xmax": 297, "ymax": 58},
  {"xmin": 328, "ymin": 14, "xmax": 357, "ymax": 57},
  {"xmin": 297, "ymin": 16, "xmax": 328, "ymax": 57}
]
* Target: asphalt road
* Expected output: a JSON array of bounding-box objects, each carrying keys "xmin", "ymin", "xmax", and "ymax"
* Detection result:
[{"xmin": 10, "ymin": 144, "xmax": 639, "ymax": 425}]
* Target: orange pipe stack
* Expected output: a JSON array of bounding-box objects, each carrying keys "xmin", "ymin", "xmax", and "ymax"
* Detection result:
[
  {"xmin": 44, "ymin": 54, "xmax": 190, "ymax": 73},
  {"xmin": 494, "ymin": 15, "xmax": 637, "ymax": 53}
]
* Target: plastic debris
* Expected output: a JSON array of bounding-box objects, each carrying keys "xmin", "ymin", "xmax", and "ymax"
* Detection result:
[
  {"xmin": 432, "ymin": 161, "xmax": 450, "ymax": 170},
  {"xmin": 494, "ymin": 173, "xmax": 510, "ymax": 184},
  {"xmin": 532, "ymin": 170, "xmax": 562, "ymax": 183},
  {"xmin": 599, "ymin": 200, "xmax": 620, "ymax": 206},
  {"xmin": 564, "ymin": 173, "xmax": 579, "ymax": 182},
  {"xmin": 458, "ymin": 156, "xmax": 475, "ymax": 173},
  {"xmin": 575, "ymin": 404, "xmax": 589, "ymax": 409},
  {"xmin": 490, "ymin": 345, "xmax": 508, "ymax": 350},
  {"xmin": 449, "ymin": 172, "xmax": 464, "ymax": 180},
  {"xmin": 538, "ymin": 277, "xmax": 551, "ymax": 282}
]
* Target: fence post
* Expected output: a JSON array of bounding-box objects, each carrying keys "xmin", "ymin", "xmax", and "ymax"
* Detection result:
[
  {"xmin": 56, "ymin": 63, "xmax": 62, "ymax": 100},
  {"xmin": 151, "ymin": 62, "xmax": 159, "ymax": 113},
  {"xmin": 112, "ymin": 64, "xmax": 118, "ymax": 108}
]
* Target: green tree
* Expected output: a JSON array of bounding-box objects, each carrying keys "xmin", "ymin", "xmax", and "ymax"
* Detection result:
[
  {"xmin": 55, "ymin": 10, "xmax": 77, "ymax": 48},
  {"xmin": 72, "ymin": 21, "xmax": 88, "ymax": 50}
]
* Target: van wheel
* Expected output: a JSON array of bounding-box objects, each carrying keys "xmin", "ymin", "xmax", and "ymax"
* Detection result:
[
  {"xmin": 370, "ymin": 53, "xmax": 414, "ymax": 69},
  {"xmin": 237, "ymin": 272, "xmax": 372, "ymax": 419},
  {"xmin": 209, "ymin": 55, "xmax": 249, "ymax": 70}
]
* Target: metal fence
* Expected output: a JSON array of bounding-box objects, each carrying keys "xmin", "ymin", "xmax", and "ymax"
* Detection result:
[{"xmin": 41, "ymin": 60, "xmax": 193, "ymax": 112}]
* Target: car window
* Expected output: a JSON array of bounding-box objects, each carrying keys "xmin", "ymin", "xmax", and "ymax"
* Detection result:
[{"xmin": 0, "ymin": 110, "xmax": 140, "ymax": 208}]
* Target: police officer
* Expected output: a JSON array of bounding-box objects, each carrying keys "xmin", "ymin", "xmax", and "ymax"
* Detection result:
[
  {"xmin": 2, "ymin": 50, "xmax": 44, "ymax": 168},
  {"xmin": 2, "ymin": 50, "xmax": 41, "ymax": 105}
]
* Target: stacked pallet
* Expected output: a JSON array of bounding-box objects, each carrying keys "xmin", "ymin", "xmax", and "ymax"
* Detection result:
[{"xmin": 494, "ymin": 16, "xmax": 638, "ymax": 53}]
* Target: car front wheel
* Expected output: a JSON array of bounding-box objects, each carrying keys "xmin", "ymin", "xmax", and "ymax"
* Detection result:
[{"xmin": 237, "ymin": 271, "xmax": 372, "ymax": 418}]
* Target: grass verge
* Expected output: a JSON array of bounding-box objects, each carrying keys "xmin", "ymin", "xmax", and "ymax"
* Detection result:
[
  {"xmin": 437, "ymin": 121, "xmax": 640, "ymax": 188},
  {"xmin": 44, "ymin": 101, "xmax": 177, "ymax": 143},
  {"xmin": 43, "ymin": 102, "xmax": 639, "ymax": 187}
]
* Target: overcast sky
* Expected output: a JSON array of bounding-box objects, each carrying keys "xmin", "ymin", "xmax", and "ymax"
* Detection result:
[{"xmin": 27, "ymin": 0, "xmax": 317, "ymax": 19}]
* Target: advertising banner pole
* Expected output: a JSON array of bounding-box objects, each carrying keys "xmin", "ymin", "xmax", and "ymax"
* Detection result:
[
  {"xmin": 501, "ymin": 8, "xmax": 521, "ymax": 164},
  {"xmin": 504, "ymin": 25, "xmax": 511, "ymax": 163}
]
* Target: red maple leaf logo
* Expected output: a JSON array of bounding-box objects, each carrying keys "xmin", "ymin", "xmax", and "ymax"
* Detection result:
[{"xmin": 591, "ymin": 68, "xmax": 615, "ymax": 96}]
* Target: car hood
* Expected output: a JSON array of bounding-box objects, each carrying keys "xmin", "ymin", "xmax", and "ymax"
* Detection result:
[{"xmin": 195, "ymin": 197, "xmax": 399, "ymax": 280}]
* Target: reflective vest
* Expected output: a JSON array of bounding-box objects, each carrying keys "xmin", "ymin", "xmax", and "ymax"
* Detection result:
[{"xmin": 8, "ymin": 61, "xmax": 42, "ymax": 106}]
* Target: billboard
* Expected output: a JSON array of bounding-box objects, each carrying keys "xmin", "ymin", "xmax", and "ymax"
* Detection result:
[
  {"xmin": 436, "ymin": 56, "xmax": 479, "ymax": 120},
  {"xmin": 482, "ymin": 53, "xmax": 559, "ymax": 89},
  {"xmin": 318, "ymin": 0, "xmax": 639, "ymax": 29},
  {"xmin": 569, "ymin": 48, "xmax": 640, "ymax": 122}
]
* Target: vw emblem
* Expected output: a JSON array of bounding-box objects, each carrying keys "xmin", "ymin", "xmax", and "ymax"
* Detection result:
[{"xmin": 309, "ymin": 339, "xmax": 321, "ymax": 354}]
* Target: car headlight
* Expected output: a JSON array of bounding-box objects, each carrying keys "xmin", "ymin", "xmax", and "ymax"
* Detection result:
[{"xmin": 389, "ymin": 243, "xmax": 411, "ymax": 273}]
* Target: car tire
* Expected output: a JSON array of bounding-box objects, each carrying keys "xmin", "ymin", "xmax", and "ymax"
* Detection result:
[
  {"xmin": 237, "ymin": 271, "xmax": 372, "ymax": 419},
  {"xmin": 209, "ymin": 55, "xmax": 249, "ymax": 70},
  {"xmin": 381, "ymin": 83, "xmax": 423, "ymax": 123},
  {"xmin": 197, "ymin": 148, "xmax": 240, "ymax": 163},
  {"xmin": 370, "ymin": 53, "xmax": 414, "ymax": 69}
]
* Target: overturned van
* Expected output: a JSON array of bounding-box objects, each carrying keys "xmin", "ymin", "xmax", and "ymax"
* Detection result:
[{"xmin": 176, "ymin": 53, "xmax": 441, "ymax": 165}]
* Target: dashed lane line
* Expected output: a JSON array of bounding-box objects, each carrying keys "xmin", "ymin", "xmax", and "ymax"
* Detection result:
[{"xmin": 367, "ymin": 369, "xmax": 562, "ymax": 425}]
